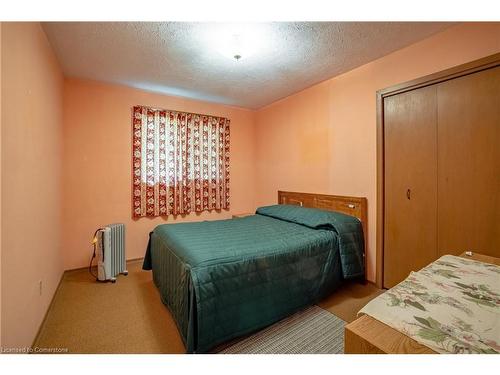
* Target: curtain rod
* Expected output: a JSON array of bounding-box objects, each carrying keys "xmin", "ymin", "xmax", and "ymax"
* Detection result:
[{"xmin": 133, "ymin": 105, "xmax": 230, "ymax": 121}]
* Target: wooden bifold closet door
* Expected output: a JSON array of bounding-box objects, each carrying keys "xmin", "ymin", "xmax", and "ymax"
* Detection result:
[
  {"xmin": 437, "ymin": 66, "xmax": 500, "ymax": 259},
  {"xmin": 381, "ymin": 60, "xmax": 500, "ymax": 289},
  {"xmin": 383, "ymin": 85, "xmax": 438, "ymax": 288}
]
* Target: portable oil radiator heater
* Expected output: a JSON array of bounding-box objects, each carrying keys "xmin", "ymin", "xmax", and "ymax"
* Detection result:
[{"xmin": 90, "ymin": 224, "xmax": 128, "ymax": 283}]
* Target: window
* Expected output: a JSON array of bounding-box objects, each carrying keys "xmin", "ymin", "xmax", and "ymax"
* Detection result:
[{"xmin": 132, "ymin": 105, "xmax": 230, "ymax": 217}]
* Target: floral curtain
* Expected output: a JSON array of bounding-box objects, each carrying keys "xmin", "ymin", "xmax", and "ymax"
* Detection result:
[{"xmin": 132, "ymin": 105, "xmax": 230, "ymax": 217}]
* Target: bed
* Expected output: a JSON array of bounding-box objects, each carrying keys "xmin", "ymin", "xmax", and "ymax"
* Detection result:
[
  {"xmin": 142, "ymin": 191, "xmax": 367, "ymax": 353},
  {"xmin": 345, "ymin": 252, "xmax": 500, "ymax": 354}
]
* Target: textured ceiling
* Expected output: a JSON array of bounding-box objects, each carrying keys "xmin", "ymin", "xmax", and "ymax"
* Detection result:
[{"xmin": 42, "ymin": 22, "xmax": 454, "ymax": 109}]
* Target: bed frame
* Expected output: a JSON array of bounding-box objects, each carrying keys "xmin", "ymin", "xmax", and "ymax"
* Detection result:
[{"xmin": 278, "ymin": 190, "xmax": 368, "ymax": 280}]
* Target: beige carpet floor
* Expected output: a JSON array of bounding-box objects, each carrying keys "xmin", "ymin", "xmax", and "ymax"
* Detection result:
[{"xmin": 34, "ymin": 259, "xmax": 383, "ymax": 353}]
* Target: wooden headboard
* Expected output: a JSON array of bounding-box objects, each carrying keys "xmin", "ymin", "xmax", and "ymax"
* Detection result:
[
  {"xmin": 278, "ymin": 191, "xmax": 367, "ymax": 226},
  {"xmin": 278, "ymin": 190, "xmax": 368, "ymax": 276}
]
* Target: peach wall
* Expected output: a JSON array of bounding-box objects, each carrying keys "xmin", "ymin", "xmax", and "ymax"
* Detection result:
[
  {"xmin": 62, "ymin": 79, "xmax": 256, "ymax": 270},
  {"xmin": 255, "ymin": 22, "xmax": 500, "ymax": 282},
  {"xmin": 0, "ymin": 21, "xmax": 3, "ymax": 347},
  {"xmin": 1, "ymin": 23, "xmax": 64, "ymax": 347}
]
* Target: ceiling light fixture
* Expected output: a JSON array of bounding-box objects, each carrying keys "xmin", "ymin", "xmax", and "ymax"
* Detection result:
[
  {"xmin": 227, "ymin": 34, "xmax": 245, "ymax": 61},
  {"xmin": 206, "ymin": 24, "xmax": 266, "ymax": 62},
  {"xmin": 216, "ymin": 32, "xmax": 254, "ymax": 61}
]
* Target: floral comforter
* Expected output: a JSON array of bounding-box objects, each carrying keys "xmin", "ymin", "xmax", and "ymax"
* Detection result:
[{"xmin": 359, "ymin": 255, "xmax": 500, "ymax": 354}]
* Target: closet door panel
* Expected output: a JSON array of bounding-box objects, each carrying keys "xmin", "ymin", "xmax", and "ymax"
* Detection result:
[
  {"xmin": 383, "ymin": 85, "xmax": 438, "ymax": 288},
  {"xmin": 437, "ymin": 66, "xmax": 500, "ymax": 258}
]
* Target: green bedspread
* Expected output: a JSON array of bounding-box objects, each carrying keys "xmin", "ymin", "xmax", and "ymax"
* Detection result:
[{"xmin": 143, "ymin": 205, "xmax": 365, "ymax": 353}]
